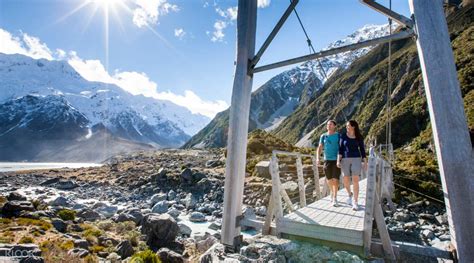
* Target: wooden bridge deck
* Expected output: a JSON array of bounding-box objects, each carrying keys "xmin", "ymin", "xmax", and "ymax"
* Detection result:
[{"xmin": 279, "ymin": 179, "xmax": 368, "ymax": 247}]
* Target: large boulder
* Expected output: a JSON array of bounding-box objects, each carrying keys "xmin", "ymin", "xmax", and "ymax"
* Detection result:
[
  {"xmin": 180, "ymin": 168, "xmax": 193, "ymax": 182},
  {"xmin": 150, "ymin": 193, "xmax": 168, "ymax": 206},
  {"xmin": 77, "ymin": 208, "xmax": 102, "ymax": 222},
  {"xmin": 2, "ymin": 201, "xmax": 35, "ymax": 217},
  {"xmin": 55, "ymin": 180, "xmax": 78, "ymax": 190},
  {"xmin": 141, "ymin": 214, "xmax": 179, "ymax": 249},
  {"xmin": 7, "ymin": 192, "xmax": 27, "ymax": 201},
  {"xmin": 73, "ymin": 240, "xmax": 89, "ymax": 250},
  {"xmin": 189, "ymin": 212, "xmax": 206, "ymax": 222},
  {"xmin": 67, "ymin": 248, "xmax": 89, "ymax": 258},
  {"xmin": 183, "ymin": 193, "xmax": 197, "ymax": 209},
  {"xmin": 115, "ymin": 208, "xmax": 143, "ymax": 225},
  {"xmin": 93, "ymin": 202, "xmax": 118, "ymax": 218},
  {"xmin": 50, "ymin": 196, "xmax": 74, "ymax": 208},
  {"xmin": 51, "ymin": 218, "xmax": 68, "ymax": 233},
  {"xmin": 199, "ymin": 243, "xmax": 227, "ymax": 263},
  {"xmin": 157, "ymin": 248, "xmax": 185, "ymax": 263},
  {"xmin": 116, "ymin": 240, "xmax": 134, "ymax": 259},
  {"xmin": 151, "ymin": 201, "xmax": 169, "ymax": 214},
  {"xmin": 178, "ymin": 223, "xmax": 192, "ymax": 236},
  {"xmin": 255, "ymin": 161, "xmax": 271, "ymax": 179}
]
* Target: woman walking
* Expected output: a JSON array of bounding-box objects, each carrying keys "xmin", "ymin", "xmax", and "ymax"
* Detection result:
[{"xmin": 337, "ymin": 120, "xmax": 367, "ymax": 210}]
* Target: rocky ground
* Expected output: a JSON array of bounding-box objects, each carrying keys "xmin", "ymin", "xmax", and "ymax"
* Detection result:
[{"xmin": 0, "ymin": 149, "xmax": 451, "ymax": 262}]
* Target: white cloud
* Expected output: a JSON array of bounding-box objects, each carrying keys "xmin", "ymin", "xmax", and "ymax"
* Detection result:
[
  {"xmin": 68, "ymin": 54, "xmax": 226, "ymax": 118},
  {"xmin": 0, "ymin": 28, "xmax": 53, "ymax": 60},
  {"xmin": 67, "ymin": 51, "xmax": 116, "ymax": 84},
  {"xmin": 132, "ymin": 0, "xmax": 179, "ymax": 28},
  {"xmin": 258, "ymin": 0, "xmax": 271, "ymax": 8},
  {"xmin": 0, "ymin": 27, "xmax": 226, "ymax": 118},
  {"xmin": 215, "ymin": 7, "xmax": 226, "ymax": 18},
  {"xmin": 156, "ymin": 90, "xmax": 228, "ymax": 118},
  {"xmin": 211, "ymin": 20, "xmax": 227, "ymax": 42},
  {"xmin": 55, "ymin": 49, "xmax": 67, "ymax": 59},
  {"xmin": 174, "ymin": 28, "xmax": 186, "ymax": 39},
  {"xmin": 227, "ymin": 6, "xmax": 238, "ymax": 20}
]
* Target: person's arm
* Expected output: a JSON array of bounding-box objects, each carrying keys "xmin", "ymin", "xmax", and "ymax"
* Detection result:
[
  {"xmin": 359, "ymin": 139, "xmax": 368, "ymax": 170},
  {"xmin": 337, "ymin": 135, "xmax": 344, "ymax": 168},
  {"xmin": 316, "ymin": 135, "xmax": 324, "ymax": 163}
]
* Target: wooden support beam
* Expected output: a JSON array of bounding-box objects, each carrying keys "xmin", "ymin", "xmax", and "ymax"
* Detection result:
[
  {"xmin": 221, "ymin": 0, "xmax": 257, "ymax": 248},
  {"xmin": 296, "ymin": 154, "xmax": 307, "ymax": 207},
  {"xmin": 311, "ymin": 156, "xmax": 321, "ymax": 200},
  {"xmin": 270, "ymin": 154, "xmax": 283, "ymax": 236},
  {"xmin": 409, "ymin": 0, "xmax": 474, "ymax": 261},
  {"xmin": 280, "ymin": 187, "xmax": 295, "ymax": 212},
  {"xmin": 360, "ymin": 0, "xmax": 414, "ymax": 28},
  {"xmin": 373, "ymin": 193, "xmax": 397, "ymax": 260},
  {"xmin": 363, "ymin": 157, "xmax": 378, "ymax": 256},
  {"xmin": 251, "ymin": 0, "xmax": 299, "ymax": 69},
  {"xmin": 262, "ymin": 194, "xmax": 274, "ymax": 235},
  {"xmin": 252, "ymin": 30, "xmax": 414, "ymax": 73}
]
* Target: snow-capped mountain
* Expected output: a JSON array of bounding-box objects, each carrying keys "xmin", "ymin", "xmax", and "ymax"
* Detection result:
[
  {"xmin": 184, "ymin": 24, "xmax": 393, "ymax": 148},
  {"xmin": 297, "ymin": 24, "xmax": 396, "ymax": 83},
  {"xmin": 0, "ymin": 53, "xmax": 210, "ymax": 149}
]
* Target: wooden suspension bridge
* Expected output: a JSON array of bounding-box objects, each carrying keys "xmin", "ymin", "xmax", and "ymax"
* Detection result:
[{"xmin": 220, "ymin": 0, "xmax": 474, "ymax": 262}]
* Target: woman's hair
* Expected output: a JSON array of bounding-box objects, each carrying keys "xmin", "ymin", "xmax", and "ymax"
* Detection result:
[
  {"xmin": 348, "ymin": 120, "xmax": 363, "ymax": 141},
  {"xmin": 327, "ymin": 120, "xmax": 336, "ymax": 126}
]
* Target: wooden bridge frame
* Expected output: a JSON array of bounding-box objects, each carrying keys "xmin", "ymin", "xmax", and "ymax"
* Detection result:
[{"xmin": 221, "ymin": 0, "xmax": 474, "ymax": 261}]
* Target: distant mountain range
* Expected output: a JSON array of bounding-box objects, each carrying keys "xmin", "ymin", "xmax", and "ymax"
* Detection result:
[
  {"xmin": 183, "ymin": 24, "xmax": 394, "ymax": 148},
  {"xmin": 0, "ymin": 53, "xmax": 209, "ymax": 161}
]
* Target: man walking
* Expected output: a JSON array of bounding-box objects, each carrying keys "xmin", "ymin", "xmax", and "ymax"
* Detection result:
[{"xmin": 317, "ymin": 120, "xmax": 341, "ymax": 206}]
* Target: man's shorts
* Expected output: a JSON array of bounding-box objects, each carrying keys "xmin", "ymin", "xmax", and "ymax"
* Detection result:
[
  {"xmin": 324, "ymin": 160, "xmax": 340, "ymax": 180},
  {"xmin": 341, "ymin": 157, "xmax": 362, "ymax": 177}
]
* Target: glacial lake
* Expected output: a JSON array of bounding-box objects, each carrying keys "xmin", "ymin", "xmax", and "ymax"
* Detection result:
[{"xmin": 0, "ymin": 162, "xmax": 102, "ymax": 172}]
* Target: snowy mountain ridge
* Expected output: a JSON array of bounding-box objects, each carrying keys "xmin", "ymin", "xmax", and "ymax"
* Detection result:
[{"xmin": 0, "ymin": 53, "xmax": 210, "ymax": 146}]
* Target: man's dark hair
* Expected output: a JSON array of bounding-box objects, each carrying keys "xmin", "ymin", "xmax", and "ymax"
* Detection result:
[{"xmin": 328, "ymin": 120, "xmax": 337, "ymax": 126}]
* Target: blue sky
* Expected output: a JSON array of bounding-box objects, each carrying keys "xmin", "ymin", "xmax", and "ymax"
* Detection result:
[{"xmin": 0, "ymin": 0, "xmax": 410, "ymax": 118}]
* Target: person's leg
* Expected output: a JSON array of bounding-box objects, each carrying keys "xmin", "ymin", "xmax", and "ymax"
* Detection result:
[
  {"xmin": 324, "ymin": 161, "xmax": 334, "ymax": 200},
  {"xmin": 329, "ymin": 162, "xmax": 339, "ymax": 200},
  {"xmin": 353, "ymin": 175, "xmax": 360, "ymax": 204},
  {"xmin": 351, "ymin": 158, "xmax": 362, "ymax": 209}
]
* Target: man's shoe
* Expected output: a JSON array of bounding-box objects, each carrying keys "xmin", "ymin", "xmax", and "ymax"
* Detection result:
[{"xmin": 347, "ymin": 194, "xmax": 352, "ymax": 206}]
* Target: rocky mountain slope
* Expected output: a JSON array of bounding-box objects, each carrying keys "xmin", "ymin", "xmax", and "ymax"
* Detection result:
[
  {"xmin": 184, "ymin": 24, "xmax": 394, "ymax": 149},
  {"xmin": 0, "ymin": 53, "xmax": 210, "ymax": 161}
]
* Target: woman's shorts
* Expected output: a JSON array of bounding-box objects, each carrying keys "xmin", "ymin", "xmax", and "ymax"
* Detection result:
[
  {"xmin": 324, "ymin": 160, "xmax": 340, "ymax": 180},
  {"xmin": 341, "ymin": 157, "xmax": 362, "ymax": 177}
]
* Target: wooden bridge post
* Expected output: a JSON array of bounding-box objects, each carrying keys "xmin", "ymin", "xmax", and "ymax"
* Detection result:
[
  {"xmin": 363, "ymin": 156, "xmax": 378, "ymax": 256},
  {"xmin": 270, "ymin": 154, "xmax": 284, "ymax": 236},
  {"xmin": 311, "ymin": 156, "xmax": 321, "ymax": 200},
  {"xmin": 296, "ymin": 153, "xmax": 307, "ymax": 207},
  {"xmin": 221, "ymin": 0, "xmax": 257, "ymax": 249},
  {"xmin": 409, "ymin": 1, "xmax": 474, "ymax": 260}
]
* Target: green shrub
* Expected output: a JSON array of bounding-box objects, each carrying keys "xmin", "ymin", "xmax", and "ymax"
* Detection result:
[
  {"xmin": 84, "ymin": 228, "xmax": 102, "ymax": 238},
  {"xmin": 89, "ymin": 245, "xmax": 105, "ymax": 253},
  {"xmin": 126, "ymin": 230, "xmax": 141, "ymax": 247},
  {"xmin": 19, "ymin": 236, "xmax": 34, "ymax": 244},
  {"xmin": 116, "ymin": 221, "xmax": 136, "ymax": 234},
  {"xmin": 59, "ymin": 240, "xmax": 74, "ymax": 251},
  {"xmin": 130, "ymin": 249, "xmax": 161, "ymax": 263},
  {"xmin": 31, "ymin": 199, "xmax": 48, "ymax": 210},
  {"xmin": 17, "ymin": 218, "xmax": 52, "ymax": 231},
  {"xmin": 57, "ymin": 209, "xmax": 76, "ymax": 221},
  {"xmin": 0, "ymin": 218, "xmax": 12, "ymax": 225},
  {"xmin": 97, "ymin": 220, "xmax": 114, "ymax": 231}
]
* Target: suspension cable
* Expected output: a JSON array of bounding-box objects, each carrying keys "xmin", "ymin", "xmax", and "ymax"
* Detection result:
[
  {"xmin": 291, "ymin": 1, "xmax": 328, "ymax": 81},
  {"xmin": 394, "ymin": 182, "xmax": 444, "ymax": 204},
  {"xmin": 386, "ymin": 0, "xmax": 393, "ymax": 148}
]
